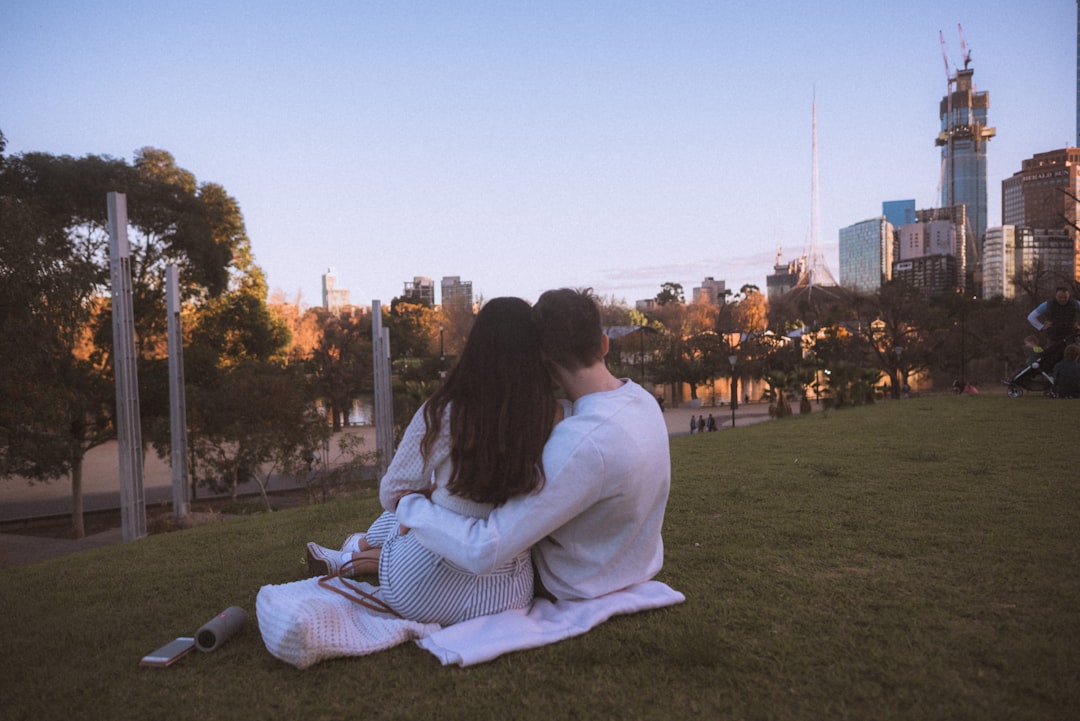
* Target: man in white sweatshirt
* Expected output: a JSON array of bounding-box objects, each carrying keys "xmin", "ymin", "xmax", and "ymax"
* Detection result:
[{"xmin": 394, "ymin": 288, "xmax": 671, "ymax": 601}]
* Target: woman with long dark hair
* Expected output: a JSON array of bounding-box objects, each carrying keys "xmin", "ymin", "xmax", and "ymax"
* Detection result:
[{"xmin": 306, "ymin": 297, "xmax": 563, "ymax": 624}]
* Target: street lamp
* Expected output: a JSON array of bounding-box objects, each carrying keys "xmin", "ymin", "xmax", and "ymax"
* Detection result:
[{"xmin": 728, "ymin": 354, "xmax": 738, "ymax": 428}]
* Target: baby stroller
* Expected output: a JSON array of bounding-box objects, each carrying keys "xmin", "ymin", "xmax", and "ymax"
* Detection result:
[{"xmin": 1001, "ymin": 332, "xmax": 1079, "ymax": 398}]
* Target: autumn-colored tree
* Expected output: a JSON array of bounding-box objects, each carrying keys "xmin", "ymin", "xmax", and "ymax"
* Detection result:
[
  {"xmin": 725, "ymin": 284, "xmax": 769, "ymax": 335},
  {"xmin": 387, "ymin": 297, "xmax": 440, "ymax": 362},
  {"xmin": 438, "ymin": 299, "xmax": 475, "ymax": 360},
  {"xmin": 306, "ymin": 308, "xmax": 374, "ymax": 431},
  {"xmin": 268, "ymin": 290, "xmax": 322, "ymax": 360}
]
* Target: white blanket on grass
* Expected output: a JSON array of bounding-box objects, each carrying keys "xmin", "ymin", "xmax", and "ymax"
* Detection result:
[{"xmin": 256, "ymin": 576, "xmax": 684, "ymax": 669}]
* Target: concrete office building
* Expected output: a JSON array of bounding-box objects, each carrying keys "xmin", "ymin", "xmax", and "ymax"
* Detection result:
[
  {"xmin": 981, "ymin": 226, "xmax": 1018, "ymax": 299},
  {"xmin": 692, "ymin": 277, "xmax": 727, "ymax": 305},
  {"xmin": 1001, "ymin": 148, "xmax": 1080, "ymax": 283},
  {"xmin": 1002, "ymin": 148, "xmax": 1080, "ymax": 233},
  {"xmin": 1020, "ymin": 229, "xmax": 1075, "ymax": 292},
  {"xmin": 892, "ymin": 255, "xmax": 961, "ymax": 298},
  {"xmin": 766, "ymin": 253, "xmax": 806, "ymax": 301},
  {"xmin": 839, "ymin": 217, "xmax": 894, "ymax": 292},
  {"xmin": 891, "ymin": 205, "xmax": 967, "ymax": 297},
  {"xmin": 321, "ymin": 268, "xmax": 351, "ymax": 314},
  {"xmin": 898, "ymin": 220, "xmax": 957, "ymax": 261},
  {"xmin": 402, "ymin": 276, "xmax": 436, "ymax": 305},
  {"xmin": 440, "ymin": 275, "xmax": 473, "ymax": 309},
  {"xmin": 983, "ymin": 226, "xmax": 1075, "ymax": 299}
]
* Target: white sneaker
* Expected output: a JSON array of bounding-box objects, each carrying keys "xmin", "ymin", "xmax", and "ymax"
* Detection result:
[
  {"xmin": 340, "ymin": 533, "xmax": 366, "ymax": 554},
  {"xmin": 306, "ymin": 542, "xmax": 343, "ymax": 577}
]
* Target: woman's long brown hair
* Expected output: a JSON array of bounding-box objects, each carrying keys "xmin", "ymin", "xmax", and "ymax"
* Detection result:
[{"xmin": 419, "ymin": 297, "xmax": 557, "ymax": 506}]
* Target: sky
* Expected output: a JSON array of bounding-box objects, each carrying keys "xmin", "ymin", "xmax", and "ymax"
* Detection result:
[{"xmin": 2, "ymin": 1, "xmax": 1076, "ymax": 307}]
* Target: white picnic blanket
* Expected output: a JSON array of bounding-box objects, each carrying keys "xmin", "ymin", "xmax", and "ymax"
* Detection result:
[{"xmin": 256, "ymin": 576, "xmax": 685, "ymax": 669}]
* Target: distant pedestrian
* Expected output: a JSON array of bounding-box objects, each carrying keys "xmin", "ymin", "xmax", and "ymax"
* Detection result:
[
  {"xmin": 697, "ymin": 415, "xmax": 705, "ymax": 434},
  {"xmin": 689, "ymin": 416, "xmax": 696, "ymax": 434},
  {"xmin": 706, "ymin": 414, "xmax": 716, "ymax": 432}
]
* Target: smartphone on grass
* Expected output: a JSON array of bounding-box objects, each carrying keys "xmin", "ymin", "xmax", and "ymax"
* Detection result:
[{"xmin": 141, "ymin": 637, "xmax": 196, "ymax": 668}]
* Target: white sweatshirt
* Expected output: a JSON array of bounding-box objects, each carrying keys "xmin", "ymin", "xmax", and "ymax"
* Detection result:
[{"xmin": 396, "ymin": 379, "xmax": 671, "ymax": 601}]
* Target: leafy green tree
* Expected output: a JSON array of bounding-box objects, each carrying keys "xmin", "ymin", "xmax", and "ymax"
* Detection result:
[
  {"xmin": 655, "ymin": 282, "xmax": 685, "ymax": 306},
  {"xmin": 806, "ymin": 326, "xmax": 877, "ymax": 407},
  {"xmin": 0, "ymin": 147, "xmax": 258, "ymax": 535},
  {"xmin": 0, "ymin": 147, "xmax": 239, "ymax": 536},
  {"xmin": 186, "ymin": 360, "xmax": 328, "ymax": 510}
]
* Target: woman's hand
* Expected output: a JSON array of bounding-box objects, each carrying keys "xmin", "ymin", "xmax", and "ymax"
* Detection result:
[{"xmin": 390, "ymin": 485, "xmax": 434, "ymax": 512}]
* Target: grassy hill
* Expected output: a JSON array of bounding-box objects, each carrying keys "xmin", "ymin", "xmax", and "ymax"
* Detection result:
[{"xmin": 2, "ymin": 394, "xmax": 1078, "ymax": 721}]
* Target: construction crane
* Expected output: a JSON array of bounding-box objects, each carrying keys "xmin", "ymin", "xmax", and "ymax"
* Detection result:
[
  {"xmin": 958, "ymin": 23, "xmax": 971, "ymax": 69},
  {"xmin": 939, "ymin": 30, "xmax": 954, "ymax": 84},
  {"xmin": 938, "ymin": 31, "xmax": 956, "ymax": 206}
]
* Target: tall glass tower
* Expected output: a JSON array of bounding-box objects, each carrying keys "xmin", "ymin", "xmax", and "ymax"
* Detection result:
[{"xmin": 936, "ymin": 64, "xmax": 995, "ymax": 281}]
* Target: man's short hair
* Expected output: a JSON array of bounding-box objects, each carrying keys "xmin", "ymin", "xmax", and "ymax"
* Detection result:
[
  {"xmin": 533, "ymin": 288, "xmax": 604, "ymax": 371},
  {"xmin": 1065, "ymin": 344, "xmax": 1080, "ymax": 362}
]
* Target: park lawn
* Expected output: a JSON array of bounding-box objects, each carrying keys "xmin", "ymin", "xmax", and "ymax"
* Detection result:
[{"xmin": 2, "ymin": 393, "xmax": 1078, "ymax": 721}]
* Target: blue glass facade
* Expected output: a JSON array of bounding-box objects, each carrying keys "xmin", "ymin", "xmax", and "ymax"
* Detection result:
[
  {"xmin": 882, "ymin": 200, "xmax": 915, "ymax": 228},
  {"xmin": 839, "ymin": 217, "xmax": 893, "ymax": 292},
  {"xmin": 937, "ymin": 68, "xmax": 995, "ymax": 263}
]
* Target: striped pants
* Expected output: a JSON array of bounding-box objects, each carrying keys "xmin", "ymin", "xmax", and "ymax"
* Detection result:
[{"xmin": 364, "ymin": 511, "xmax": 534, "ymax": 625}]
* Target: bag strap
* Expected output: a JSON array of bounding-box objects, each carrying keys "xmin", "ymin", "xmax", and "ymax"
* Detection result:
[{"xmin": 317, "ymin": 570, "xmax": 402, "ymax": 618}]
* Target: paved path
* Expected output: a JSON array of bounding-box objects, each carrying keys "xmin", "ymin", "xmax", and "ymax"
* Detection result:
[{"xmin": 0, "ymin": 401, "xmax": 819, "ymax": 568}]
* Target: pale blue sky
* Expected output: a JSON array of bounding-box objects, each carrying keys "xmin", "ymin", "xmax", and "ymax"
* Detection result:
[{"xmin": 2, "ymin": 1, "xmax": 1075, "ymax": 306}]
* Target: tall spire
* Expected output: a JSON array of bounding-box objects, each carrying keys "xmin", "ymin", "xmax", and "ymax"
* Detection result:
[
  {"xmin": 802, "ymin": 89, "xmax": 836, "ymax": 290},
  {"xmin": 811, "ymin": 89, "xmax": 821, "ymax": 265}
]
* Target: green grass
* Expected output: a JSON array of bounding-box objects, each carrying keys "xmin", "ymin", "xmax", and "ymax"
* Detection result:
[{"xmin": 3, "ymin": 395, "xmax": 1079, "ymax": 721}]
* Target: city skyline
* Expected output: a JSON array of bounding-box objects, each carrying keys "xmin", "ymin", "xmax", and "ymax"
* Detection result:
[{"xmin": 2, "ymin": 2, "xmax": 1075, "ymax": 306}]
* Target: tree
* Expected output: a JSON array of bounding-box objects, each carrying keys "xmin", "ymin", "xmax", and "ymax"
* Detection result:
[
  {"xmin": 645, "ymin": 298, "xmax": 720, "ymax": 401},
  {"xmin": 438, "ymin": 299, "xmax": 475, "ymax": 360},
  {"xmin": 186, "ymin": 360, "xmax": 328, "ymax": 510},
  {"xmin": 595, "ymin": 294, "xmax": 633, "ymax": 326},
  {"xmin": 0, "ymin": 148, "xmax": 251, "ymax": 536},
  {"xmin": 727, "ymin": 284, "xmax": 769, "ymax": 335},
  {"xmin": 307, "ymin": 308, "xmax": 374, "ymax": 431},
  {"xmin": 855, "ymin": 282, "xmax": 939, "ymax": 399},
  {"xmin": 386, "ymin": 297, "xmax": 440, "ymax": 362},
  {"xmin": 268, "ymin": 290, "xmax": 322, "ymax": 360},
  {"xmin": 655, "ymin": 282, "xmax": 685, "ymax": 306}
]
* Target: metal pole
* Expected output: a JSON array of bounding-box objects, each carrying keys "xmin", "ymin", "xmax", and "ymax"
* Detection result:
[
  {"xmin": 730, "ymin": 380, "xmax": 736, "ymax": 428},
  {"xmin": 639, "ymin": 327, "xmax": 645, "ymax": 383},
  {"xmin": 371, "ymin": 301, "xmax": 395, "ymax": 476},
  {"xmin": 166, "ymin": 265, "xmax": 189, "ymax": 519},
  {"xmin": 728, "ymin": 354, "xmax": 738, "ymax": 428},
  {"xmin": 107, "ymin": 192, "xmax": 146, "ymax": 541}
]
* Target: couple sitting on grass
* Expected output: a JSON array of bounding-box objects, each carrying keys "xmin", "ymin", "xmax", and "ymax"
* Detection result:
[{"xmin": 305, "ymin": 288, "xmax": 671, "ymax": 625}]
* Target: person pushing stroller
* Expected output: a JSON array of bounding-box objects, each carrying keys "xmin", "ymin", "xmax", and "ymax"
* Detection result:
[
  {"xmin": 1027, "ymin": 286, "xmax": 1080, "ymax": 368},
  {"xmin": 1004, "ymin": 287, "xmax": 1080, "ymax": 397}
]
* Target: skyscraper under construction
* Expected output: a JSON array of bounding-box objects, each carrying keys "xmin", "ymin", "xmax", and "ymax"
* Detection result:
[{"xmin": 936, "ymin": 45, "xmax": 995, "ymax": 289}]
